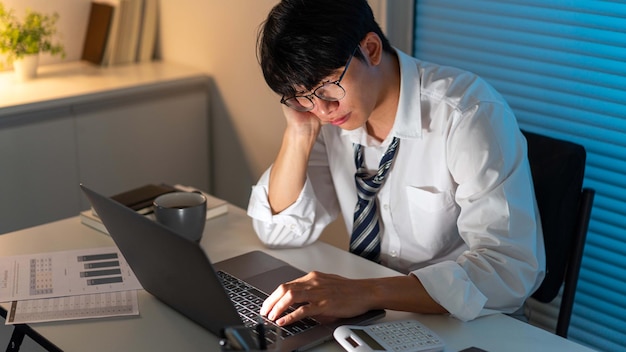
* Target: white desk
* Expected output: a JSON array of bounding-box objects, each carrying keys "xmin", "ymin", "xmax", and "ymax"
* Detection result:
[{"xmin": 0, "ymin": 205, "xmax": 595, "ymax": 352}]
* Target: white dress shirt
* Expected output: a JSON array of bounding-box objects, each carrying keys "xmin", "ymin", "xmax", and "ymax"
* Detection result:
[{"xmin": 247, "ymin": 49, "xmax": 546, "ymax": 322}]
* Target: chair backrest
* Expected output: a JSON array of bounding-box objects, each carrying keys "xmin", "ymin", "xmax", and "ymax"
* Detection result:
[{"xmin": 522, "ymin": 130, "xmax": 595, "ymax": 337}]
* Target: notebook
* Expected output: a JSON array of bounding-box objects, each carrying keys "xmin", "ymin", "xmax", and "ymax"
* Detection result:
[{"xmin": 80, "ymin": 184, "xmax": 384, "ymax": 351}]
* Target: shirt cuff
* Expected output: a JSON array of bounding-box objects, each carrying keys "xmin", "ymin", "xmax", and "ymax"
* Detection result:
[
  {"xmin": 413, "ymin": 261, "xmax": 488, "ymax": 322},
  {"xmin": 246, "ymin": 169, "xmax": 317, "ymax": 237}
]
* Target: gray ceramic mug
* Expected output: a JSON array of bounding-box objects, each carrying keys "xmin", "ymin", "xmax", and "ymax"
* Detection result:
[{"xmin": 153, "ymin": 191, "xmax": 207, "ymax": 242}]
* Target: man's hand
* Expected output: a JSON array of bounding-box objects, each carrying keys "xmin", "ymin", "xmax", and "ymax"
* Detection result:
[
  {"xmin": 259, "ymin": 271, "xmax": 447, "ymax": 326},
  {"xmin": 260, "ymin": 271, "xmax": 375, "ymax": 326},
  {"xmin": 281, "ymin": 104, "xmax": 323, "ymax": 143}
]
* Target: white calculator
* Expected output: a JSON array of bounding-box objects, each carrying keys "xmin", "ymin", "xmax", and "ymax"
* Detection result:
[{"xmin": 333, "ymin": 319, "xmax": 445, "ymax": 352}]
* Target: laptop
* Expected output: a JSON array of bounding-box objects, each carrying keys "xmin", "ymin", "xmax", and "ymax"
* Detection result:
[{"xmin": 80, "ymin": 184, "xmax": 384, "ymax": 351}]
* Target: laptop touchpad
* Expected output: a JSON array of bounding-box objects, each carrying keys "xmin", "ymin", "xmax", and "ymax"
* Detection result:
[{"xmin": 245, "ymin": 265, "xmax": 306, "ymax": 295}]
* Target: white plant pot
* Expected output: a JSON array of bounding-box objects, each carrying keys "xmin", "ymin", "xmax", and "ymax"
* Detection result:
[{"xmin": 13, "ymin": 54, "xmax": 39, "ymax": 81}]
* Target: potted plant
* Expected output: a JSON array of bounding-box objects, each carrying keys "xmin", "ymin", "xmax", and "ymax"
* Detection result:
[{"xmin": 0, "ymin": 2, "xmax": 65, "ymax": 81}]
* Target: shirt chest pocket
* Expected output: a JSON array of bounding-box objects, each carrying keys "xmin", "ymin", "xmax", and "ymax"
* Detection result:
[{"xmin": 404, "ymin": 186, "xmax": 460, "ymax": 253}]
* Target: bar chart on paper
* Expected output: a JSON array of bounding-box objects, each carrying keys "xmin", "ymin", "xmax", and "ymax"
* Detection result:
[
  {"xmin": 0, "ymin": 247, "xmax": 142, "ymax": 302},
  {"xmin": 77, "ymin": 252, "xmax": 125, "ymax": 286}
]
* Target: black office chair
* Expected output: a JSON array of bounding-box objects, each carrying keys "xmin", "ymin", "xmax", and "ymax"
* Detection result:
[{"xmin": 522, "ymin": 130, "xmax": 595, "ymax": 338}]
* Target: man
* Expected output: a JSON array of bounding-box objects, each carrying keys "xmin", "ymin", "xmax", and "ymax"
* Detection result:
[{"xmin": 247, "ymin": 0, "xmax": 545, "ymax": 326}]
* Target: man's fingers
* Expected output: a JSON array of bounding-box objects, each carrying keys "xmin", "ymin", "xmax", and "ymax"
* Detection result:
[
  {"xmin": 260, "ymin": 272, "xmax": 336, "ymax": 325},
  {"xmin": 262, "ymin": 281, "xmax": 302, "ymax": 320},
  {"xmin": 260, "ymin": 286, "xmax": 284, "ymax": 316},
  {"xmin": 275, "ymin": 305, "xmax": 311, "ymax": 326}
]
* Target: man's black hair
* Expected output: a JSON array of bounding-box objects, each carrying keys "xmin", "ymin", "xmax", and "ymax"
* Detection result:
[{"xmin": 257, "ymin": 0, "xmax": 393, "ymax": 98}]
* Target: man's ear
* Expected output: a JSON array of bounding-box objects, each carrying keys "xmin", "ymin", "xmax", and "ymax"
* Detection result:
[{"xmin": 360, "ymin": 32, "xmax": 383, "ymax": 66}]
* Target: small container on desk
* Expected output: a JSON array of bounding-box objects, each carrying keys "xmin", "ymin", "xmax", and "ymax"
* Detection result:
[{"xmin": 219, "ymin": 323, "xmax": 282, "ymax": 352}]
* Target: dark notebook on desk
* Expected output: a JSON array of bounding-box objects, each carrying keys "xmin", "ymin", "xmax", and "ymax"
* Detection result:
[{"xmin": 80, "ymin": 185, "xmax": 384, "ymax": 352}]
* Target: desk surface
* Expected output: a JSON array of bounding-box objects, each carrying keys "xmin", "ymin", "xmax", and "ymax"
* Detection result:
[{"xmin": 0, "ymin": 205, "xmax": 594, "ymax": 352}]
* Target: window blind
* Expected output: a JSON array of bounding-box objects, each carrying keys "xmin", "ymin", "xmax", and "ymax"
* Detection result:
[{"xmin": 413, "ymin": 1, "xmax": 626, "ymax": 350}]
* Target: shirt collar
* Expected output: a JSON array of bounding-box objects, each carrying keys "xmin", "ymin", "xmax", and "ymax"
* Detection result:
[{"xmin": 342, "ymin": 48, "xmax": 423, "ymax": 147}]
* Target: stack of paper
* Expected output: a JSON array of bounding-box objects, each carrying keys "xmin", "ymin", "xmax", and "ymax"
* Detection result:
[{"xmin": 0, "ymin": 247, "xmax": 143, "ymax": 324}]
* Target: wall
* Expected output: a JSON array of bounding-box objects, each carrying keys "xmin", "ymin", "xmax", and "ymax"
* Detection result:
[{"xmin": 157, "ymin": 0, "xmax": 281, "ymax": 208}]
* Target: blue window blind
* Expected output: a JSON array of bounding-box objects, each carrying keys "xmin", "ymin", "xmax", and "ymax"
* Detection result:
[{"xmin": 413, "ymin": 1, "xmax": 626, "ymax": 350}]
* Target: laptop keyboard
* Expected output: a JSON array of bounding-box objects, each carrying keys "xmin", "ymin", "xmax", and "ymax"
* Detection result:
[{"xmin": 217, "ymin": 270, "xmax": 320, "ymax": 344}]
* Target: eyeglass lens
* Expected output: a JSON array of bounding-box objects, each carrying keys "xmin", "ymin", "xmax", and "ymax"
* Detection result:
[
  {"xmin": 285, "ymin": 82, "xmax": 345, "ymax": 111},
  {"xmin": 282, "ymin": 47, "xmax": 357, "ymax": 112}
]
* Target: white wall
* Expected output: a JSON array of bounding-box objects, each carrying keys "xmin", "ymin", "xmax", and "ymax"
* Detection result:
[{"xmin": 157, "ymin": 0, "xmax": 282, "ymax": 208}]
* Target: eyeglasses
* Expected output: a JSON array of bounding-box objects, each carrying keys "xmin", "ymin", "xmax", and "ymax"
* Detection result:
[{"xmin": 280, "ymin": 47, "xmax": 358, "ymax": 112}]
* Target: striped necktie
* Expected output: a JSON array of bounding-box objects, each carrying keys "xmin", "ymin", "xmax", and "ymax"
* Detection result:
[{"xmin": 350, "ymin": 137, "xmax": 400, "ymax": 262}]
